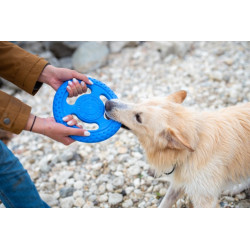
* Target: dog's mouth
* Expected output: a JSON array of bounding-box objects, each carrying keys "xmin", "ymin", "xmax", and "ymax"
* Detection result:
[
  {"xmin": 104, "ymin": 112, "xmax": 131, "ymax": 130},
  {"xmin": 120, "ymin": 124, "xmax": 130, "ymax": 130}
]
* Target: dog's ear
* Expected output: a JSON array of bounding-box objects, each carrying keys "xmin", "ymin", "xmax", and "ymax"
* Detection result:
[
  {"xmin": 166, "ymin": 90, "xmax": 187, "ymax": 104},
  {"xmin": 160, "ymin": 128, "xmax": 194, "ymax": 152}
]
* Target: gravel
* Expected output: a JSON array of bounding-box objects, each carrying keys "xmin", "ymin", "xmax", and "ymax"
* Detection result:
[{"xmin": 0, "ymin": 41, "xmax": 250, "ymax": 208}]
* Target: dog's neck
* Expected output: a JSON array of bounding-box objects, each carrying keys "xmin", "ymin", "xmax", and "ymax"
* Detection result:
[
  {"xmin": 165, "ymin": 163, "xmax": 177, "ymax": 175},
  {"xmin": 145, "ymin": 147, "xmax": 189, "ymax": 176},
  {"xmin": 143, "ymin": 109, "xmax": 201, "ymax": 175}
]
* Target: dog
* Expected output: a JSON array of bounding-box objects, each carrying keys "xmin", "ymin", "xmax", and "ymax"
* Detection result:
[{"xmin": 105, "ymin": 91, "xmax": 250, "ymax": 208}]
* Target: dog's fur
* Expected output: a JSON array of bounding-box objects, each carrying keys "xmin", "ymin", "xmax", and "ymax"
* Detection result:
[{"xmin": 105, "ymin": 91, "xmax": 250, "ymax": 208}]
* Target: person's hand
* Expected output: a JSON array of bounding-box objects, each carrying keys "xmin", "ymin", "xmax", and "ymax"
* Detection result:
[
  {"xmin": 24, "ymin": 114, "xmax": 90, "ymax": 145},
  {"xmin": 62, "ymin": 115, "xmax": 83, "ymax": 128},
  {"xmin": 38, "ymin": 64, "xmax": 93, "ymax": 97}
]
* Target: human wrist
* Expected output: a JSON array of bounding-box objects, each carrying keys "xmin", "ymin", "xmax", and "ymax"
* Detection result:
[
  {"xmin": 27, "ymin": 116, "xmax": 46, "ymax": 135},
  {"xmin": 24, "ymin": 114, "xmax": 35, "ymax": 131},
  {"xmin": 37, "ymin": 64, "xmax": 54, "ymax": 84}
]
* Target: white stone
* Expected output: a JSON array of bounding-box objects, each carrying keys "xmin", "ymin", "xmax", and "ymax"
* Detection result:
[
  {"xmin": 112, "ymin": 177, "xmax": 124, "ymax": 187},
  {"xmin": 159, "ymin": 188, "xmax": 167, "ymax": 196},
  {"xmin": 74, "ymin": 180, "xmax": 84, "ymax": 190},
  {"xmin": 98, "ymin": 183, "xmax": 106, "ymax": 194},
  {"xmin": 109, "ymin": 41, "xmax": 128, "ymax": 53},
  {"xmin": 138, "ymin": 201, "xmax": 146, "ymax": 208},
  {"xmin": 176, "ymin": 199, "xmax": 185, "ymax": 208},
  {"xmin": 72, "ymin": 42, "xmax": 109, "ymax": 72},
  {"xmin": 88, "ymin": 195, "xmax": 97, "ymax": 202},
  {"xmin": 235, "ymin": 193, "xmax": 246, "ymax": 200},
  {"xmin": 223, "ymin": 196, "xmax": 235, "ymax": 202},
  {"xmin": 66, "ymin": 178, "xmax": 75, "ymax": 186},
  {"xmin": 61, "ymin": 151, "xmax": 74, "ymax": 162},
  {"xmin": 125, "ymin": 186, "xmax": 134, "ymax": 195},
  {"xmin": 60, "ymin": 197, "xmax": 74, "ymax": 208},
  {"xmin": 106, "ymin": 183, "xmax": 114, "ymax": 192},
  {"xmin": 98, "ymin": 194, "xmax": 108, "ymax": 203},
  {"xmin": 134, "ymin": 178, "xmax": 141, "ymax": 188},
  {"xmin": 92, "ymin": 162, "xmax": 103, "ymax": 171},
  {"xmin": 108, "ymin": 193, "xmax": 123, "ymax": 205},
  {"xmin": 128, "ymin": 166, "xmax": 141, "ymax": 176},
  {"xmin": 40, "ymin": 193, "xmax": 58, "ymax": 207},
  {"xmin": 74, "ymin": 197, "xmax": 85, "ymax": 207},
  {"xmin": 56, "ymin": 171, "xmax": 74, "ymax": 185},
  {"xmin": 122, "ymin": 199, "xmax": 133, "ymax": 208},
  {"xmin": 73, "ymin": 190, "xmax": 83, "ymax": 198}
]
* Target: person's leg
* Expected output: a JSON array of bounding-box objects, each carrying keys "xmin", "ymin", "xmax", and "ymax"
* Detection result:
[{"xmin": 0, "ymin": 140, "xmax": 50, "ymax": 208}]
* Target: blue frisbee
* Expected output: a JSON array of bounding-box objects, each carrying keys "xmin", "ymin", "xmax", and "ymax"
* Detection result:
[{"xmin": 53, "ymin": 77, "xmax": 121, "ymax": 143}]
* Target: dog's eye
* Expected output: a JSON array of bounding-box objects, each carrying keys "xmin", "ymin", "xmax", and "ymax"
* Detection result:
[{"xmin": 135, "ymin": 113, "xmax": 142, "ymax": 123}]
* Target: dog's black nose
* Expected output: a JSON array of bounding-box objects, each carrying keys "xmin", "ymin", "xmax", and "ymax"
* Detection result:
[{"xmin": 105, "ymin": 100, "xmax": 113, "ymax": 111}]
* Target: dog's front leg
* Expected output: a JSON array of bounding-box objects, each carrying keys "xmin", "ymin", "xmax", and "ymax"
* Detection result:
[{"xmin": 159, "ymin": 186, "xmax": 183, "ymax": 208}]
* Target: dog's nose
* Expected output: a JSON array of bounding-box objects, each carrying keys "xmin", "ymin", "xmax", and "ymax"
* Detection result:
[{"xmin": 105, "ymin": 100, "xmax": 113, "ymax": 111}]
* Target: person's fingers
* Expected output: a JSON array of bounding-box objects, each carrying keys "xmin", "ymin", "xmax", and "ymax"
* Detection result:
[
  {"xmin": 62, "ymin": 115, "xmax": 83, "ymax": 128},
  {"xmin": 68, "ymin": 80, "xmax": 78, "ymax": 96},
  {"xmin": 72, "ymin": 78, "xmax": 84, "ymax": 95},
  {"xmin": 67, "ymin": 119, "xmax": 78, "ymax": 126},
  {"xmin": 76, "ymin": 124, "xmax": 83, "ymax": 128},
  {"xmin": 66, "ymin": 86, "xmax": 74, "ymax": 97},
  {"xmin": 72, "ymin": 71, "xmax": 93, "ymax": 85},
  {"xmin": 66, "ymin": 127, "xmax": 90, "ymax": 137},
  {"xmin": 80, "ymin": 81, "xmax": 88, "ymax": 93},
  {"xmin": 62, "ymin": 115, "xmax": 73, "ymax": 122}
]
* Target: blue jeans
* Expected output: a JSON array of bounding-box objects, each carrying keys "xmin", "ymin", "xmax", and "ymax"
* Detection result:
[{"xmin": 0, "ymin": 140, "xmax": 49, "ymax": 208}]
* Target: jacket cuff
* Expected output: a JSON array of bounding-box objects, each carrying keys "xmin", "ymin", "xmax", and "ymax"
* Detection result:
[
  {"xmin": 23, "ymin": 58, "xmax": 48, "ymax": 96},
  {"xmin": 0, "ymin": 93, "xmax": 31, "ymax": 134},
  {"xmin": 12, "ymin": 102, "xmax": 31, "ymax": 134}
]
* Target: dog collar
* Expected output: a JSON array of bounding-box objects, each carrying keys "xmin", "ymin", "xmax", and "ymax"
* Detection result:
[{"xmin": 165, "ymin": 163, "xmax": 176, "ymax": 175}]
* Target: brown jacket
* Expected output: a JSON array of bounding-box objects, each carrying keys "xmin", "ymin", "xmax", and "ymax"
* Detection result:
[{"xmin": 0, "ymin": 41, "xmax": 48, "ymax": 134}]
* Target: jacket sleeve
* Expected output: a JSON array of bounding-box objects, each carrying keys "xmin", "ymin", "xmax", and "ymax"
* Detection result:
[
  {"xmin": 0, "ymin": 41, "xmax": 48, "ymax": 95},
  {"xmin": 0, "ymin": 90, "xmax": 31, "ymax": 134},
  {"xmin": 0, "ymin": 41, "xmax": 49, "ymax": 134}
]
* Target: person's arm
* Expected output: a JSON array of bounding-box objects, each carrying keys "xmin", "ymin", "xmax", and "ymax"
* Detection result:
[
  {"xmin": 24, "ymin": 114, "xmax": 90, "ymax": 145},
  {"xmin": 0, "ymin": 42, "xmax": 92, "ymax": 138},
  {"xmin": 0, "ymin": 41, "xmax": 92, "ymax": 95},
  {"xmin": 0, "ymin": 90, "xmax": 31, "ymax": 134},
  {"xmin": 37, "ymin": 64, "xmax": 93, "ymax": 96},
  {"xmin": 0, "ymin": 41, "xmax": 48, "ymax": 95}
]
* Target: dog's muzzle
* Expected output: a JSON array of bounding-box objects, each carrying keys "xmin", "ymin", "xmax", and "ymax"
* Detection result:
[
  {"xmin": 105, "ymin": 100, "xmax": 114, "ymax": 112},
  {"xmin": 105, "ymin": 100, "xmax": 131, "ymax": 130}
]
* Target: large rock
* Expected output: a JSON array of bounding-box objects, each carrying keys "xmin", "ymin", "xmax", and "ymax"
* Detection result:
[
  {"xmin": 38, "ymin": 51, "xmax": 61, "ymax": 68},
  {"xmin": 46, "ymin": 41, "xmax": 76, "ymax": 58},
  {"xmin": 16, "ymin": 41, "xmax": 44, "ymax": 54},
  {"xmin": 59, "ymin": 57, "xmax": 73, "ymax": 69},
  {"xmin": 72, "ymin": 42, "xmax": 109, "ymax": 73}
]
